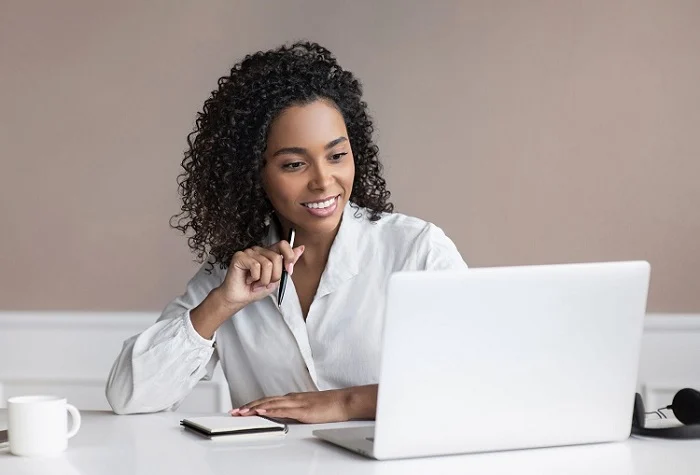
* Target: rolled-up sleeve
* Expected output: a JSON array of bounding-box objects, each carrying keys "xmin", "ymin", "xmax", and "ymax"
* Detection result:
[{"xmin": 105, "ymin": 260, "xmax": 224, "ymax": 414}]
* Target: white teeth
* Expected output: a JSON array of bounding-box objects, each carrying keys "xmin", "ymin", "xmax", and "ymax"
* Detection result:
[{"xmin": 305, "ymin": 196, "xmax": 336, "ymax": 209}]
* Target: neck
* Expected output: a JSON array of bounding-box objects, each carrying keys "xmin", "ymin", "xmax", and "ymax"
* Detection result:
[{"xmin": 278, "ymin": 218, "xmax": 341, "ymax": 269}]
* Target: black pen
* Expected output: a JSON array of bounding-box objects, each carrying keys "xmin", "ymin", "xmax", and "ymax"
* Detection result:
[{"xmin": 277, "ymin": 226, "xmax": 295, "ymax": 308}]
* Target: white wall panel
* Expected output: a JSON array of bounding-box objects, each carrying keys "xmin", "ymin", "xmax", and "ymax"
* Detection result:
[
  {"xmin": 1, "ymin": 312, "xmax": 697, "ymax": 414},
  {"xmin": 0, "ymin": 312, "xmax": 228, "ymax": 412}
]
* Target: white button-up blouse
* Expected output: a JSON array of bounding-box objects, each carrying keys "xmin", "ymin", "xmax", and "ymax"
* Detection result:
[{"xmin": 106, "ymin": 202, "xmax": 468, "ymax": 414}]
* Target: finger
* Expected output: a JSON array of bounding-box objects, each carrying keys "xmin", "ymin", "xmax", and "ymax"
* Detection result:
[
  {"xmin": 247, "ymin": 392, "xmax": 304, "ymax": 411},
  {"xmin": 293, "ymin": 245, "xmax": 305, "ymax": 263},
  {"xmin": 249, "ymin": 398, "xmax": 303, "ymax": 412},
  {"xmin": 257, "ymin": 255, "xmax": 274, "ymax": 287},
  {"xmin": 288, "ymin": 245, "xmax": 305, "ymax": 274},
  {"xmin": 256, "ymin": 407, "xmax": 307, "ymax": 422},
  {"xmin": 235, "ymin": 251, "xmax": 261, "ymax": 284},
  {"xmin": 231, "ymin": 396, "xmax": 284, "ymax": 415},
  {"xmin": 252, "ymin": 246, "xmax": 284, "ymax": 283},
  {"xmin": 240, "ymin": 396, "xmax": 280, "ymax": 409},
  {"xmin": 271, "ymin": 240, "xmax": 295, "ymax": 273},
  {"xmin": 246, "ymin": 252, "xmax": 273, "ymax": 287}
]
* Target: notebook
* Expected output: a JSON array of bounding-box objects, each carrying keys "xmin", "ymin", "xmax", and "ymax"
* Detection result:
[{"xmin": 180, "ymin": 416, "xmax": 288, "ymax": 441}]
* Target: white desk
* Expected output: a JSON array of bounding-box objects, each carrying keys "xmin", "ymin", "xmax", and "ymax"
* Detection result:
[{"xmin": 1, "ymin": 410, "xmax": 699, "ymax": 474}]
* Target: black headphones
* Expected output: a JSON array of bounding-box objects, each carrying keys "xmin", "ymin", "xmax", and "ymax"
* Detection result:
[{"xmin": 632, "ymin": 388, "xmax": 700, "ymax": 439}]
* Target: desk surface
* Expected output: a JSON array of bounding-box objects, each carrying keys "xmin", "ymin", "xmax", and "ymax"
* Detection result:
[{"xmin": 1, "ymin": 410, "xmax": 699, "ymax": 474}]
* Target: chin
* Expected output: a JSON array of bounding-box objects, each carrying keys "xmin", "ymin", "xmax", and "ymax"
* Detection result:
[{"xmin": 318, "ymin": 215, "xmax": 344, "ymax": 234}]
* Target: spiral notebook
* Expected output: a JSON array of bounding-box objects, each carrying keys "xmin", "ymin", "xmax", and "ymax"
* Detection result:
[{"xmin": 180, "ymin": 416, "xmax": 288, "ymax": 440}]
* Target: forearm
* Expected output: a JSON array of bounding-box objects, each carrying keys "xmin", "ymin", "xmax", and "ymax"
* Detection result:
[
  {"xmin": 344, "ymin": 384, "xmax": 378, "ymax": 420},
  {"xmin": 190, "ymin": 287, "xmax": 244, "ymax": 339},
  {"xmin": 106, "ymin": 315, "xmax": 217, "ymax": 414}
]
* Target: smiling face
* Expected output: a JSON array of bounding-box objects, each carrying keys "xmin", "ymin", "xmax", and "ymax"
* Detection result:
[{"xmin": 261, "ymin": 99, "xmax": 355, "ymax": 236}]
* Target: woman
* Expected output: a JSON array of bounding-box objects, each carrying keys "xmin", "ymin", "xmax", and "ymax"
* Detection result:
[{"xmin": 106, "ymin": 41, "xmax": 467, "ymax": 423}]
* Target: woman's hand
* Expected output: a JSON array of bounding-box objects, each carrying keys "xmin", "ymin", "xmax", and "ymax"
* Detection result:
[
  {"xmin": 190, "ymin": 239, "xmax": 304, "ymax": 340},
  {"xmin": 230, "ymin": 385, "xmax": 378, "ymax": 424},
  {"xmin": 218, "ymin": 240, "xmax": 305, "ymax": 308}
]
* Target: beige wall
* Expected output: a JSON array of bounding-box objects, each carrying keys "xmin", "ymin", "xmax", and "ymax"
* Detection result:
[{"xmin": 1, "ymin": 0, "xmax": 698, "ymax": 312}]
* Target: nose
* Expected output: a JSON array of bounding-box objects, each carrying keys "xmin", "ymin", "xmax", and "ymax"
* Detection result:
[{"xmin": 308, "ymin": 161, "xmax": 334, "ymax": 191}]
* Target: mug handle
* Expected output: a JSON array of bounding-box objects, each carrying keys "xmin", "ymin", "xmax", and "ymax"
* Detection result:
[{"xmin": 66, "ymin": 403, "xmax": 82, "ymax": 439}]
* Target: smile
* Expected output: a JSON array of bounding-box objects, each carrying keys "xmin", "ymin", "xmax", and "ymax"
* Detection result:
[{"xmin": 302, "ymin": 195, "xmax": 340, "ymax": 209}]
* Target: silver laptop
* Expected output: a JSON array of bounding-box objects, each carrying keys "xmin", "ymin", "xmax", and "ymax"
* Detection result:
[{"xmin": 313, "ymin": 261, "xmax": 651, "ymax": 460}]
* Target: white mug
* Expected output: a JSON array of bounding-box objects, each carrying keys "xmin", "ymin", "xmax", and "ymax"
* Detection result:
[{"xmin": 7, "ymin": 395, "xmax": 81, "ymax": 457}]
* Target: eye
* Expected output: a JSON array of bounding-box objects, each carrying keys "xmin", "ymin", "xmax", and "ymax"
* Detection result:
[
  {"xmin": 282, "ymin": 161, "xmax": 304, "ymax": 170},
  {"xmin": 330, "ymin": 152, "xmax": 348, "ymax": 161}
]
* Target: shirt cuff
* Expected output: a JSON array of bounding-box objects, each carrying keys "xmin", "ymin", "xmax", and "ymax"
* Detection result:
[{"xmin": 183, "ymin": 311, "xmax": 216, "ymax": 348}]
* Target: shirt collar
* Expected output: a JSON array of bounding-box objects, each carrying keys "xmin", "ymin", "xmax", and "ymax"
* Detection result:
[
  {"xmin": 263, "ymin": 200, "xmax": 364, "ymax": 299},
  {"xmin": 315, "ymin": 201, "xmax": 363, "ymax": 298}
]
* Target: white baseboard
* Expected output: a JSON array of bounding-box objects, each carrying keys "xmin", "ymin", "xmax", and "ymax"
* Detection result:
[{"xmin": 0, "ymin": 312, "xmax": 698, "ymax": 412}]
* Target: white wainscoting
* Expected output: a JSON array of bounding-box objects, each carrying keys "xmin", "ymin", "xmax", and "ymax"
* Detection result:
[
  {"xmin": 0, "ymin": 312, "xmax": 229, "ymax": 413},
  {"xmin": 637, "ymin": 314, "xmax": 700, "ymax": 410},
  {"xmin": 0, "ymin": 312, "xmax": 698, "ymax": 413}
]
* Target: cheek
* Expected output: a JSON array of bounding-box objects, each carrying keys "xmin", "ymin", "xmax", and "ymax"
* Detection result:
[
  {"xmin": 343, "ymin": 159, "xmax": 356, "ymax": 185},
  {"xmin": 261, "ymin": 170, "xmax": 283, "ymax": 202},
  {"xmin": 264, "ymin": 173, "xmax": 304, "ymax": 204}
]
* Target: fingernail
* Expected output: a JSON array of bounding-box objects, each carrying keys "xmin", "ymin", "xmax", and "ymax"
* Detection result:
[
  {"xmin": 230, "ymin": 408, "xmax": 240, "ymax": 414},
  {"xmin": 256, "ymin": 409, "xmax": 267, "ymax": 414},
  {"xmin": 266, "ymin": 283, "xmax": 275, "ymax": 290},
  {"xmin": 239, "ymin": 408, "xmax": 250, "ymax": 414},
  {"xmin": 287, "ymin": 263, "xmax": 294, "ymax": 274}
]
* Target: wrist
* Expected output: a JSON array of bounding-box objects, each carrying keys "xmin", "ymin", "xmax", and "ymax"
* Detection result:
[
  {"xmin": 343, "ymin": 385, "xmax": 378, "ymax": 420},
  {"xmin": 212, "ymin": 286, "xmax": 245, "ymax": 312},
  {"xmin": 190, "ymin": 288, "xmax": 244, "ymax": 340}
]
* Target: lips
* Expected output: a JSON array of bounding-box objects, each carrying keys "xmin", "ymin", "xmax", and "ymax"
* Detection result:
[
  {"xmin": 301, "ymin": 195, "xmax": 340, "ymax": 217},
  {"xmin": 301, "ymin": 194, "xmax": 340, "ymax": 209}
]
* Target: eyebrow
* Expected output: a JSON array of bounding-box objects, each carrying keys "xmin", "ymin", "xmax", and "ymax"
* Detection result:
[{"xmin": 272, "ymin": 137, "xmax": 348, "ymax": 158}]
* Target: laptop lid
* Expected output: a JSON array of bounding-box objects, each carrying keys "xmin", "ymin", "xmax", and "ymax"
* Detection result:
[{"xmin": 373, "ymin": 261, "xmax": 650, "ymax": 460}]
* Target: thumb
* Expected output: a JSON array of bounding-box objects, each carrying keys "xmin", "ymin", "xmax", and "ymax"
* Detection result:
[{"xmin": 289, "ymin": 245, "xmax": 305, "ymax": 274}]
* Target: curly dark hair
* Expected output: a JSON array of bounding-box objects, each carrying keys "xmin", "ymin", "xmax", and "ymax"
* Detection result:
[{"xmin": 171, "ymin": 41, "xmax": 393, "ymax": 269}]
